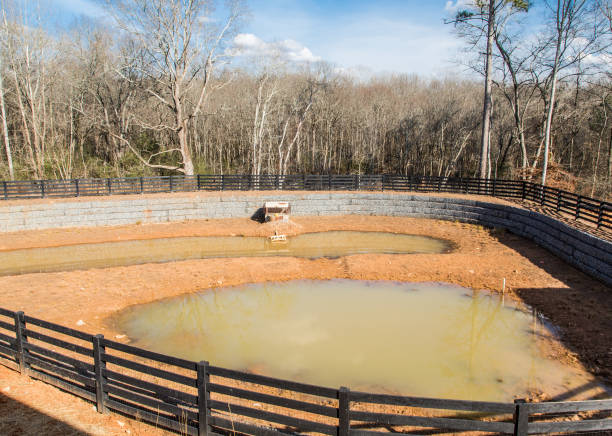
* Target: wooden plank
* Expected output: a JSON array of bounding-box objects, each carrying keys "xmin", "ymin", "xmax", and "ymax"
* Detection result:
[
  {"xmin": 0, "ymin": 331, "xmax": 15, "ymax": 345},
  {"xmin": 101, "ymin": 337, "xmax": 196, "ymax": 370},
  {"xmin": 27, "ymin": 354, "xmax": 95, "ymax": 387},
  {"xmin": 208, "ymin": 400, "xmax": 337, "ymax": 435},
  {"xmin": 26, "ymin": 347, "xmax": 94, "ymax": 380},
  {"xmin": 93, "ymin": 334, "xmax": 107, "ymax": 414},
  {"xmin": 513, "ymin": 399, "xmax": 528, "ymax": 436},
  {"xmin": 25, "ymin": 329, "xmax": 92, "ymax": 356},
  {"xmin": 0, "ymin": 342, "xmax": 16, "ymax": 358},
  {"xmin": 209, "ymin": 365, "xmax": 338, "ymax": 399},
  {"xmin": 209, "ymin": 415, "xmax": 293, "ymax": 436},
  {"xmin": 528, "ymin": 418, "xmax": 612, "ymax": 434},
  {"xmin": 338, "ymin": 386, "xmax": 350, "ymax": 436},
  {"xmin": 197, "ymin": 361, "xmax": 211, "ymax": 436},
  {"xmin": 105, "ymin": 384, "xmax": 198, "ymax": 421},
  {"xmin": 208, "ymin": 382, "xmax": 337, "ymax": 418},
  {"xmin": 24, "ymin": 316, "xmax": 93, "ymax": 341},
  {"xmin": 28, "ymin": 368, "xmax": 96, "ymax": 402},
  {"xmin": 0, "ymin": 320, "xmax": 15, "ymax": 332},
  {"xmin": 526, "ymin": 399, "xmax": 612, "ymax": 413},
  {"xmin": 0, "ymin": 354, "xmax": 19, "ymax": 371},
  {"xmin": 349, "ymin": 391, "xmax": 514, "ymax": 413},
  {"xmin": 349, "ymin": 410, "xmax": 514, "ymax": 433},
  {"xmin": 14, "ymin": 311, "xmax": 28, "ymax": 374},
  {"xmin": 102, "ymin": 353, "xmax": 196, "ymax": 387},
  {"xmin": 24, "ymin": 342, "xmax": 94, "ymax": 372},
  {"xmin": 106, "ymin": 399, "xmax": 198, "ymax": 436},
  {"xmin": 350, "ymin": 430, "xmax": 421, "ymax": 436},
  {"xmin": 0, "ymin": 308, "xmax": 15, "ymax": 317},
  {"xmin": 104, "ymin": 368, "xmax": 198, "ymax": 406}
]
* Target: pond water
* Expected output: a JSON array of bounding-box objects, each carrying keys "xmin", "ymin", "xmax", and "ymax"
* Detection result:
[
  {"xmin": 0, "ymin": 231, "xmax": 450, "ymax": 275},
  {"xmin": 113, "ymin": 280, "xmax": 587, "ymax": 401}
]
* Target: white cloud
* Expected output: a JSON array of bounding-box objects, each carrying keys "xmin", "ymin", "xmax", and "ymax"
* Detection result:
[
  {"xmin": 333, "ymin": 66, "xmax": 376, "ymax": 82},
  {"xmin": 231, "ymin": 33, "xmax": 321, "ymax": 63},
  {"xmin": 54, "ymin": 0, "xmax": 107, "ymax": 18},
  {"xmin": 444, "ymin": 0, "xmax": 474, "ymax": 14}
]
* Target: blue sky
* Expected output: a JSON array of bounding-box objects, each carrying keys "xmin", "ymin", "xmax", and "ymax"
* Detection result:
[{"xmin": 49, "ymin": 0, "xmax": 469, "ymax": 77}]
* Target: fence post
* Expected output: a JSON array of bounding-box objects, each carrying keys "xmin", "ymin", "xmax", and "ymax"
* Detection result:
[
  {"xmin": 513, "ymin": 399, "xmax": 528, "ymax": 436},
  {"xmin": 492, "ymin": 178, "xmax": 496, "ymax": 197},
  {"xmin": 93, "ymin": 334, "xmax": 107, "ymax": 414},
  {"xmin": 197, "ymin": 361, "xmax": 211, "ymax": 436},
  {"xmin": 107, "ymin": 178, "xmax": 112, "ymax": 195},
  {"xmin": 338, "ymin": 386, "xmax": 351, "ymax": 436},
  {"xmin": 3, "ymin": 180, "xmax": 7, "ymax": 200},
  {"xmin": 598, "ymin": 202, "xmax": 604, "ymax": 229},
  {"xmin": 338, "ymin": 386, "xmax": 350, "ymax": 436},
  {"xmin": 575, "ymin": 196, "xmax": 582, "ymax": 220},
  {"xmin": 75, "ymin": 179, "xmax": 79, "ymax": 197},
  {"xmin": 521, "ymin": 181, "xmax": 526, "ymax": 200},
  {"xmin": 540, "ymin": 185, "xmax": 545, "ymax": 205},
  {"xmin": 14, "ymin": 311, "xmax": 28, "ymax": 375},
  {"xmin": 556, "ymin": 190, "xmax": 561, "ymax": 212},
  {"xmin": 275, "ymin": 175, "xmax": 280, "ymax": 191},
  {"xmin": 140, "ymin": 177, "xmax": 144, "ymax": 194},
  {"xmin": 328, "ymin": 174, "xmax": 332, "ymax": 191},
  {"xmin": 40, "ymin": 180, "xmax": 45, "ymax": 198},
  {"xmin": 221, "ymin": 175, "xmax": 225, "ymax": 191},
  {"xmin": 169, "ymin": 176, "xmax": 174, "ymax": 192}
]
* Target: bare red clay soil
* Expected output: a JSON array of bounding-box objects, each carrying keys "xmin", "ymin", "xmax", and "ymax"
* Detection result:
[{"xmin": 0, "ymin": 197, "xmax": 610, "ymax": 435}]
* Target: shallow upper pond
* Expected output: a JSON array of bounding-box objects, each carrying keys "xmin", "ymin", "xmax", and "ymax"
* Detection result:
[
  {"xmin": 0, "ymin": 231, "xmax": 450, "ymax": 275},
  {"xmin": 113, "ymin": 280, "xmax": 589, "ymax": 402}
]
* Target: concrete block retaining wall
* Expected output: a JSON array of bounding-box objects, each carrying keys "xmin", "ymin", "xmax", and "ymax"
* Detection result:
[{"xmin": 1, "ymin": 192, "xmax": 610, "ymax": 285}]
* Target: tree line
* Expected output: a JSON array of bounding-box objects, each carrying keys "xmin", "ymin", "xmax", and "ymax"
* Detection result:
[{"xmin": 0, "ymin": 0, "xmax": 611, "ymax": 200}]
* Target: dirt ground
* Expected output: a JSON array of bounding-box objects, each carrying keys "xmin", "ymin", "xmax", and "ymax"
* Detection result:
[{"xmin": 0, "ymin": 208, "xmax": 611, "ymax": 435}]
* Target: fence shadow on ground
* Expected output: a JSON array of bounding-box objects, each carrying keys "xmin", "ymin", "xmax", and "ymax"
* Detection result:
[
  {"xmin": 488, "ymin": 230, "xmax": 612, "ymax": 391},
  {"xmin": 0, "ymin": 392, "xmax": 90, "ymax": 436}
]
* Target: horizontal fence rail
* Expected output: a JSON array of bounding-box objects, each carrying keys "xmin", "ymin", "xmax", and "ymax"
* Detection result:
[
  {"xmin": 1, "ymin": 174, "xmax": 610, "ymax": 231},
  {"xmin": 0, "ymin": 308, "xmax": 611, "ymax": 435}
]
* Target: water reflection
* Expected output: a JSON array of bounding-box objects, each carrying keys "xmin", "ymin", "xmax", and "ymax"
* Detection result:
[
  {"xmin": 114, "ymin": 280, "xmax": 589, "ymax": 401},
  {"xmin": 0, "ymin": 231, "xmax": 450, "ymax": 275}
]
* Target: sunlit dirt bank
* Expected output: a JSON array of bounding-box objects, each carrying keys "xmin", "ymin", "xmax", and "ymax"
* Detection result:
[{"xmin": 0, "ymin": 211, "xmax": 611, "ymax": 435}]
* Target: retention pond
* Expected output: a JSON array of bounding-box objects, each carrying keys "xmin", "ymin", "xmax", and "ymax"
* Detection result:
[
  {"xmin": 0, "ymin": 231, "xmax": 450, "ymax": 275},
  {"xmin": 113, "ymin": 280, "xmax": 589, "ymax": 402}
]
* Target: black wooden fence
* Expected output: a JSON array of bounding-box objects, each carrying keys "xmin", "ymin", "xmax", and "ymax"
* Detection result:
[
  {"xmin": 0, "ymin": 307, "xmax": 610, "ymax": 435},
  {"xmin": 1, "ymin": 174, "xmax": 611, "ymax": 230}
]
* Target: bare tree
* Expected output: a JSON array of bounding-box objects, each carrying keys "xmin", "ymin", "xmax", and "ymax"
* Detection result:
[
  {"xmin": 538, "ymin": 0, "xmax": 602, "ymax": 185},
  {"xmin": 491, "ymin": 5, "xmax": 539, "ymax": 172},
  {"xmin": 449, "ymin": 0, "xmax": 529, "ymax": 178},
  {"xmin": 105, "ymin": 0, "xmax": 245, "ymax": 174},
  {"xmin": 1, "ymin": 9, "xmax": 53, "ymax": 178},
  {"xmin": 0, "ymin": 55, "xmax": 12, "ymax": 179}
]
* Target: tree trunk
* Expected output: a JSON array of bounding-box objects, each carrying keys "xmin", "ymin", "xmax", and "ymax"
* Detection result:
[
  {"xmin": 178, "ymin": 123, "xmax": 194, "ymax": 175},
  {"xmin": 542, "ymin": 65, "xmax": 559, "ymax": 185},
  {"xmin": 174, "ymin": 82, "xmax": 194, "ymax": 176},
  {"xmin": 0, "ymin": 67, "xmax": 13, "ymax": 180},
  {"xmin": 480, "ymin": 0, "xmax": 495, "ymax": 179},
  {"xmin": 608, "ymin": 127, "xmax": 612, "ymax": 186}
]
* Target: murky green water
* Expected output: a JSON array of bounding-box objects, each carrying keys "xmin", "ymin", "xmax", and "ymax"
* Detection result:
[
  {"xmin": 0, "ymin": 231, "xmax": 449, "ymax": 275},
  {"xmin": 114, "ymin": 280, "xmax": 587, "ymax": 401}
]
